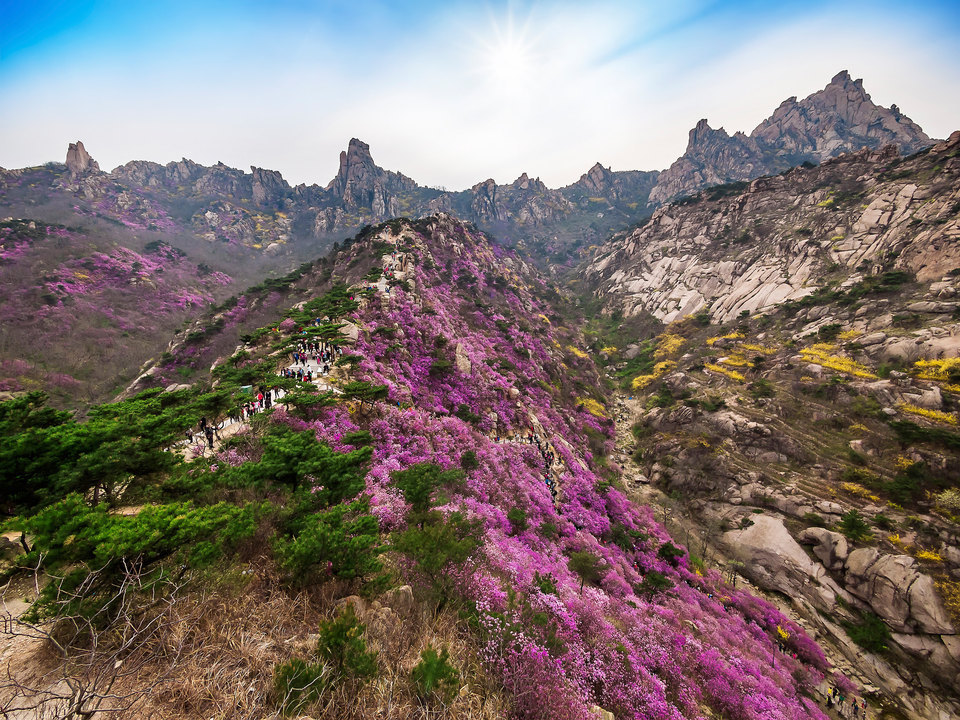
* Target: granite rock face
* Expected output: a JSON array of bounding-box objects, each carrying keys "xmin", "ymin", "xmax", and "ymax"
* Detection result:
[{"xmin": 585, "ymin": 131, "xmax": 960, "ymax": 324}]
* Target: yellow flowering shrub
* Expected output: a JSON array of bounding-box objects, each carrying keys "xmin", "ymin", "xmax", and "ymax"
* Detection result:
[
  {"xmin": 631, "ymin": 361, "xmax": 676, "ymax": 390},
  {"xmin": 720, "ymin": 354, "xmax": 750, "ymax": 367},
  {"xmin": 704, "ymin": 363, "xmax": 745, "ymax": 382},
  {"xmin": 577, "ymin": 397, "xmax": 607, "ymax": 418},
  {"xmin": 838, "ymin": 329, "xmax": 862, "ymax": 340},
  {"xmin": 894, "ymin": 455, "xmax": 915, "ymax": 470},
  {"xmin": 848, "ymin": 423, "xmax": 868, "ymax": 432},
  {"xmin": 706, "ymin": 331, "xmax": 745, "ymax": 346},
  {"xmin": 567, "ymin": 345, "xmax": 589, "ymax": 359},
  {"xmin": 841, "ymin": 482, "xmax": 879, "ymax": 501},
  {"xmin": 741, "ymin": 343, "xmax": 776, "ymax": 355},
  {"xmin": 776, "ymin": 625, "xmax": 790, "ymax": 641},
  {"xmin": 632, "ymin": 374, "xmax": 658, "ymax": 390},
  {"xmin": 936, "ymin": 580, "xmax": 960, "ymax": 621},
  {"xmin": 913, "ymin": 358, "xmax": 960, "ymax": 381},
  {"xmin": 538, "ymin": 314, "xmax": 551, "ymax": 324},
  {"xmin": 897, "ymin": 404, "xmax": 958, "ymax": 426},
  {"xmin": 915, "ymin": 550, "xmax": 943, "ymax": 563},
  {"xmin": 654, "ymin": 332, "xmax": 685, "ymax": 359},
  {"xmin": 799, "ymin": 348, "xmax": 878, "ymax": 379},
  {"xmin": 601, "ymin": 346, "xmax": 618, "ymax": 354}
]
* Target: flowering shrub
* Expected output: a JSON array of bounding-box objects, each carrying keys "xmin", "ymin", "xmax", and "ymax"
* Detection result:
[
  {"xmin": 897, "ymin": 404, "xmax": 958, "ymax": 426},
  {"xmin": 799, "ymin": 348, "xmax": 877, "ymax": 379},
  {"xmin": 704, "ymin": 363, "xmax": 746, "ymax": 383},
  {"xmin": 286, "ymin": 217, "xmax": 835, "ymax": 719}
]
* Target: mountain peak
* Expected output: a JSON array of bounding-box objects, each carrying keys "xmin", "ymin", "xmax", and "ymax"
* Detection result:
[
  {"xmin": 651, "ymin": 71, "xmax": 932, "ymax": 204},
  {"xmin": 325, "ymin": 138, "xmax": 416, "ymax": 217},
  {"xmin": 65, "ymin": 140, "xmax": 100, "ymax": 176},
  {"xmin": 830, "ymin": 69, "xmax": 853, "ymax": 85}
]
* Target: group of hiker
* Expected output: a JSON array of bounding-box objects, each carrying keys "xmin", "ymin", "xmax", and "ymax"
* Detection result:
[
  {"xmin": 494, "ymin": 431, "xmax": 562, "ymax": 502},
  {"xmin": 826, "ymin": 685, "xmax": 867, "ymax": 718},
  {"xmin": 185, "ymin": 416, "xmax": 220, "ymax": 450}
]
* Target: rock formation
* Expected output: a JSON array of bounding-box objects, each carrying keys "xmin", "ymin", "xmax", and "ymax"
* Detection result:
[
  {"xmin": 65, "ymin": 141, "xmax": 100, "ymax": 176},
  {"xmin": 649, "ymin": 71, "xmax": 932, "ymax": 204},
  {"xmin": 586, "ymin": 131, "xmax": 960, "ymax": 324},
  {"xmin": 325, "ymin": 138, "xmax": 416, "ymax": 217}
]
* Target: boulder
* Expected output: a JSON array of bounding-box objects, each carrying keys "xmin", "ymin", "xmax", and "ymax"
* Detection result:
[
  {"xmin": 799, "ymin": 527, "xmax": 849, "ymax": 571},
  {"xmin": 455, "ymin": 343, "xmax": 472, "ymax": 375},
  {"xmin": 722, "ymin": 514, "xmax": 844, "ymax": 611},
  {"xmin": 339, "ymin": 321, "xmax": 360, "ymax": 342},
  {"xmin": 844, "ymin": 549, "xmax": 954, "ymax": 634},
  {"xmin": 65, "ymin": 140, "xmax": 100, "ymax": 176},
  {"xmin": 382, "ymin": 585, "xmax": 416, "ymax": 620}
]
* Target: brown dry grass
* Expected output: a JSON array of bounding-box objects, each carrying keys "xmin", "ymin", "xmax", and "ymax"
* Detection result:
[{"xmin": 108, "ymin": 565, "xmax": 509, "ymax": 720}]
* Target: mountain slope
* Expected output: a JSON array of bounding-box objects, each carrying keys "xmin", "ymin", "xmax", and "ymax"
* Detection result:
[
  {"xmin": 586, "ymin": 132, "xmax": 960, "ymax": 324},
  {"xmin": 579, "ymin": 132, "xmax": 960, "ymax": 719},
  {"xmin": 2, "ymin": 216, "xmax": 843, "ymax": 720}
]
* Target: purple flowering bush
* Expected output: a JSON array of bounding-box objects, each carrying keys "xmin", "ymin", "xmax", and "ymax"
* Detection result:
[{"xmin": 258, "ymin": 217, "xmax": 833, "ymax": 719}]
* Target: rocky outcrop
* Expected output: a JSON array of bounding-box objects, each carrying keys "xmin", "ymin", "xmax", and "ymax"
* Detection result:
[
  {"xmin": 752, "ymin": 71, "xmax": 930, "ymax": 162},
  {"xmin": 466, "ymin": 173, "xmax": 573, "ymax": 227},
  {"xmin": 251, "ymin": 166, "xmax": 289, "ymax": 207},
  {"xmin": 649, "ymin": 71, "xmax": 933, "ymax": 204},
  {"xmin": 65, "ymin": 141, "xmax": 100, "ymax": 176},
  {"xmin": 325, "ymin": 138, "xmax": 416, "ymax": 218},
  {"xmin": 585, "ymin": 131, "xmax": 960, "ymax": 323},
  {"xmin": 722, "ymin": 513, "xmax": 847, "ymax": 611},
  {"xmin": 648, "ymin": 121, "xmax": 766, "ymax": 204},
  {"xmin": 567, "ymin": 164, "xmax": 660, "ymax": 204},
  {"xmin": 844, "ymin": 548, "xmax": 954, "ymax": 635}
]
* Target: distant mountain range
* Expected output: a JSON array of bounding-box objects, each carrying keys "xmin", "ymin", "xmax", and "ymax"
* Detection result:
[{"xmin": 1, "ymin": 71, "xmax": 932, "ymax": 267}]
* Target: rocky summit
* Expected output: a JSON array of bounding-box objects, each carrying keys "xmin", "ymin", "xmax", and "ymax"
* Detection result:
[
  {"xmin": 1, "ymin": 68, "xmax": 958, "ymax": 720},
  {"xmin": 649, "ymin": 71, "xmax": 932, "ymax": 204}
]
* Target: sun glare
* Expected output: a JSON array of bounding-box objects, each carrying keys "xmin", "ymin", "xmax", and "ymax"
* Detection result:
[{"xmin": 474, "ymin": 11, "xmax": 540, "ymax": 95}]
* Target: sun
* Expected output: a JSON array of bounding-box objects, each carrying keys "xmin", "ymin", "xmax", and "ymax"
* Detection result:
[{"xmin": 474, "ymin": 11, "xmax": 540, "ymax": 95}]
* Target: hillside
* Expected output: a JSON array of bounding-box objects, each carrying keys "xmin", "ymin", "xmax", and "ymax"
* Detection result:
[
  {"xmin": 580, "ymin": 133, "xmax": 960, "ymax": 718},
  {"xmin": 1, "ymin": 216, "xmax": 845, "ymax": 720}
]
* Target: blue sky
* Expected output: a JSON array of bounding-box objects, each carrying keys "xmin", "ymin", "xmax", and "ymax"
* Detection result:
[{"xmin": 1, "ymin": 0, "xmax": 958, "ymax": 188}]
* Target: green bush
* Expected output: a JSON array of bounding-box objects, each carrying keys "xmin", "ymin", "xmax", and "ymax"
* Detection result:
[
  {"xmin": 568, "ymin": 550, "xmax": 605, "ymax": 592},
  {"xmin": 273, "ymin": 659, "xmax": 327, "ymax": 716},
  {"xmin": 392, "ymin": 462, "xmax": 465, "ymax": 519},
  {"xmin": 837, "ymin": 509, "xmax": 873, "ymax": 542},
  {"xmin": 657, "ymin": 542, "xmax": 685, "ymax": 567},
  {"xmin": 391, "ymin": 511, "xmax": 481, "ymax": 595},
  {"xmin": 274, "ymin": 498, "xmax": 381, "ymax": 584},
  {"xmin": 637, "ymin": 570, "xmax": 672, "ymax": 596},
  {"xmin": 411, "ymin": 646, "xmax": 460, "ymax": 703},
  {"xmin": 317, "ymin": 605, "xmax": 378, "ymax": 679},
  {"xmin": 845, "ymin": 612, "xmax": 891, "ymax": 653},
  {"xmin": 459, "ymin": 450, "xmax": 479, "ymax": 471},
  {"xmin": 507, "ymin": 507, "xmax": 528, "ymax": 535},
  {"xmin": 818, "ymin": 323, "xmax": 843, "ymax": 342}
]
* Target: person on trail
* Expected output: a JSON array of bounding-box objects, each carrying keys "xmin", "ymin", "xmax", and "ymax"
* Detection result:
[
  {"xmin": 199, "ymin": 416, "xmax": 207, "ymax": 432},
  {"xmin": 204, "ymin": 425, "xmax": 214, "ymax": 450}
]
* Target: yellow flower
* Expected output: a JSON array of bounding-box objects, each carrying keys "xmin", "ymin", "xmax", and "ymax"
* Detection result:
[
  {"xmin": 897, "ymin": 404, "xmax": 958, "ymax": 426},
  {"xmin": 704, "ymin": 363, "xmax": 745, "ymax": 382},
  {"xmin": 577, "ymin": 397, "xmax": 607, "ymax": 418}
]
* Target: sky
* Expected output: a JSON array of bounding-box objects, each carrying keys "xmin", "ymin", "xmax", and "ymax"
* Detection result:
[{"xmin": 1, "ymin": 0, "xmax": 958, "ymax": 190}]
